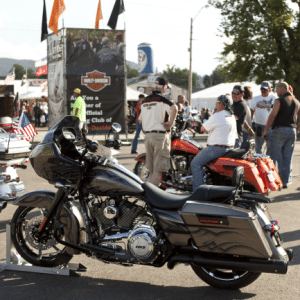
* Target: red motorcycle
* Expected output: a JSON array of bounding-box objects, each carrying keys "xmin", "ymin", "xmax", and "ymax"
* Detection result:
[{"xmin": 134, "ymin": 118, "xmax": 282, "ymax": 194}]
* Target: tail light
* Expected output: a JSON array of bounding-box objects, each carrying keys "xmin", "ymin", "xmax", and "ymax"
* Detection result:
[
  {"xmin": 25, "ymin": 159, "xmax": 29, "ymax": 163},
  {"xmin": 5, "ymin": 175, "xmax": 11, "ymax": 182},
  {"xmin": 16, "ymin": 177, "xmax": 20, "ymax": 183}
]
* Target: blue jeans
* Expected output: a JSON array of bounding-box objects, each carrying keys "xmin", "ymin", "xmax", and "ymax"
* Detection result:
[
  {"xmin": 241, "ymin": 131, "xmax": 248, "ymax": 149},
  {"xmin": 234, "ymin": 139, "xmax": 242, "ymax": 149},
  {"xmin": 131, "ymin": 122, "xmax": 142, "ymax": 152},
  {"xmin": 191, "ymin": 146, "xmax": 228, "ymax": 192},
  {"xmin": 255, "ymin": 124, "xmax": 272, "ymax": 154},
  {"xmin": 268, "ymin": 127, "xmax": 296, "ymax": 185}
]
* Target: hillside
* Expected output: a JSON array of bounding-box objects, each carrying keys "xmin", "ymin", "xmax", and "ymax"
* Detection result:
[{"xmin": 0, "ymin": 58, "xmax": 139, "ymax": 77}]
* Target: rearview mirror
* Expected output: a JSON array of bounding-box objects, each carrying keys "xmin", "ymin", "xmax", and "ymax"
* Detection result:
[{"xmin": 111, "ymin": 123, "xmax": 121, "ymax": 133}]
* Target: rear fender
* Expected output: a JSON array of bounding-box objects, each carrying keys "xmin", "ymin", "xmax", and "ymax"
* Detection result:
[
  {"xmin": 135, "ymin": 153, "xmax": 146, "ymax": 161},
  {"xmin": 13, "ymin": 190, "xmax": 86, "ymax": 255}
]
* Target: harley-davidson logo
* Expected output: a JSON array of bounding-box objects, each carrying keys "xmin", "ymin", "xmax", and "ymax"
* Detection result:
[{"xmin": 81, "ymin": 70, "xmax": 110, "ymax": 92}]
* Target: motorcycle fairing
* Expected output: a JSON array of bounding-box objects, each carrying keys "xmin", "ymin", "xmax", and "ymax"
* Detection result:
[
  {"xmin": 13, "ymin": 190, "xmax": 87, "ymax": 255},
  {"xmin": 135, "ymin": 153, "xmax": 146, "ymax": 162},
  {"xmin": 207, "ymin": 158, "xmax": 266, "ymax": 194},
  {"xmin": 171, "ymin": 139, "xmax": 199, "ymax": 155},
  {"xmin": 179, "ymin": 201, "xmax": 273, "ymax": 259}
]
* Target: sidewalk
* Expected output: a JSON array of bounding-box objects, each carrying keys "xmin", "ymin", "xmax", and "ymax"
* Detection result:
[{"xmin": 34, "ymin": 127, "xmax": 209, "ymax": 143}]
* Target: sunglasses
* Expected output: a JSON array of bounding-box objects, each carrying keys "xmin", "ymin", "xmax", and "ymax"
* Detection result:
[{"xmin": 232, "ymin": 92, "xmax": 240, "ymax": 96}]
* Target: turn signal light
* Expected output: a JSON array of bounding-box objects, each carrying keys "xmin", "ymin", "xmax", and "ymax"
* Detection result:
[{"xmin": 271, "ymin": 224, "xmax": 275, "ymax": 233}]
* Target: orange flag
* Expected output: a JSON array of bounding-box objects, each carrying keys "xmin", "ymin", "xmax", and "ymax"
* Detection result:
[
  {"xmin": 95, "ymin": 0, "xmax": 103, "ymax": 29},
  {"xmin": 49, "ymin": 0, "xmax": 66, "ymax": 35}
]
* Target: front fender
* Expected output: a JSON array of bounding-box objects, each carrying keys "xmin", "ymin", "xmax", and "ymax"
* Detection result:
[
  {"xmin": 135, "ymin": 153, "xmax": 146, "ymax": 161},
  {"xmin": 13, "ymin": 190, "xmax": 87, "ymax": 255}
]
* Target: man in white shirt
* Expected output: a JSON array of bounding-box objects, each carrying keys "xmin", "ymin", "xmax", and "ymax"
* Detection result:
[
  {"xmin": 250, "ymin": 81, "xmax": 276, "ymax": 153},
  {"xmin": 191, "ymin": 95, "xmax": 237, "ymax": 192},
  {"xmin": 139, "ymin": 77, "xmax": 178, "ymax": 186}
]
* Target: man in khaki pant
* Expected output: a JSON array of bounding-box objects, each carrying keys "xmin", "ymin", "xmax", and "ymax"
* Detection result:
[{"xmin": 139, "ymin": 77, "xmax": 178, "ymax": 186}]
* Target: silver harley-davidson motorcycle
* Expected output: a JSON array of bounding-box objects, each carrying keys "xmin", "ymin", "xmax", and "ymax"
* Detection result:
[{"xmin": 10, "ymin": 116, "xmax": 292, "ymax": 290}]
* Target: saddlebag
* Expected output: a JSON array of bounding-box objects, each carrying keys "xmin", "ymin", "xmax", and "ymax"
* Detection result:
[{"xmin": 178, "ymin": 201, "xmax": 273, "ymax": 259}]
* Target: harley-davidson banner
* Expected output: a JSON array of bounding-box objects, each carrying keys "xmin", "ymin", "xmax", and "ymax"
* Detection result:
[{"xmin": 66, "ymin": 28, "xmax": 126, "ymax": 134}]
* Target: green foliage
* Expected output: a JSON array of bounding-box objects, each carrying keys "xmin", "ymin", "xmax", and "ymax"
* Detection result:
[
  {"xmin": 203, "ymin": 65, "xmax": 231, "ymax": 88},
  {"xmin": 126, "ymin": 65, "xmax": 139, "ymax": 79},
  {"xmin": 12, "ymin": 64, "xmax": 25, "ymax": 80},
  {"xmin": 209, "ymin": 0, "xmax": 300, "ymax": 96},
  {"xmin": 161, "ymin": 65, "xmax": 199, "ymax": 89}
]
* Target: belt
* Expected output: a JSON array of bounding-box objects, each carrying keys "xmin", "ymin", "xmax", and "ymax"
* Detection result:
[
  {"xmin": 145, "ymin": 130, "xmax": 170, "ymax": 134},
  {"xmin": 207, "ymin": 144, "xmax": 233, "ymax": 149}
]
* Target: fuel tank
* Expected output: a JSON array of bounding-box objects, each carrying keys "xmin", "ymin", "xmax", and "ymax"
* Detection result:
[
  {"xmin": 85, "ymin": 163, "xmax": 144, "ymax": 196},
  {"xmin": 171, "ymin": 139, "xmax": 200, "ymax": 155}
]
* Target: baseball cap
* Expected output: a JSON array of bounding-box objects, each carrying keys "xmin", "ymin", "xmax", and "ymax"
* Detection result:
[
  {"xmin": 261, "ymin": 81, "xmax": 271, "ymax": 90},
  {"xmin": 155, "ymin": 77, "xmax": 170, "ymax": 88},
  {"xmin": 276, "ymin": 81, "xmax": 289, "ymax": 91},
  {"xmin": 232, "ymin": 85, "xmax": 244, "ymax": 94},
  {"xmin": 138, "ymin": 94, "xmax": 145, "ymax": 99},
  {"xmin": 74, "ymin": 88, "xmax": 81, "ymax": 94}
]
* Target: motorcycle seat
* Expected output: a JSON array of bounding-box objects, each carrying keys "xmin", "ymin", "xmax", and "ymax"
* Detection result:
[
  {"xmin": 221, "ymin": 149, "xmax": 247, "ymax": 159},
  {"xmin": 142, "ymin": 183, "xmax": 235, "ymax": 210}
]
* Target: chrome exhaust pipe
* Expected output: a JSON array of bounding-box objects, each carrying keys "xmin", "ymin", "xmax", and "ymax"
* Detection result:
[
  {"xmin": 167, "ymin": 254, "xmax": 288, "ymax": 274},
  {"xmin": 0, "ymin": 201, "xmax": 7, "ymax": 212}
]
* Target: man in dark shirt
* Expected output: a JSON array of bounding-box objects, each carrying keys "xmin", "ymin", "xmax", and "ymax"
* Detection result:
[
  {"xmin": 231, "ymin": 85, "xmax": 254, "ymax": 148},
  {"xmin": 262, "ymin": 81, "xmax": 300, "ymax": 188}
]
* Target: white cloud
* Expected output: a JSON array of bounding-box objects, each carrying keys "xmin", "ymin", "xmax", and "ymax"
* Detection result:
[
  {"xmin": 0, "ymin": 37, "xmax": 47, "ymax": 61},
  {"xmin": 0, "ymin": 12, "xmax": 9, "ymax": 28}
]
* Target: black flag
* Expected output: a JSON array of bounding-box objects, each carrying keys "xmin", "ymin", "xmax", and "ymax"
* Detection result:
[
  {"xmin": 41, "ymin": 0, "xmax": 48, "ymax": 42},
  {"xmin": 107, "ymin": 0, "xmax": 125, "ymax": 30}
]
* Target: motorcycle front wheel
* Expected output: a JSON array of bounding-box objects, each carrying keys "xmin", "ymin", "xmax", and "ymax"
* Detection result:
[
  {"xmin": 11, "ymin": 206, "xmax": 73, "ymax": 267},
  {"xmin": 191, "ymin": 264, "xmax": 261, "ymax": 290},
  {"xmin": 134, "ymin": 161, "xmax": 149, "ymax": 181}
]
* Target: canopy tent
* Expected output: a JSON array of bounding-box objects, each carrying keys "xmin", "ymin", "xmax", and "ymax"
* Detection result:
[
  {"xmin": 191, "ymin": 82, "xmax": 277, "ymax": 111},
  {"xmin": 127, "ymin": 87, "xmax": 146, "ymax": 101},
  {"xmin": 0, "ymin": 80, "xmax": 47, "ymax": 100}
]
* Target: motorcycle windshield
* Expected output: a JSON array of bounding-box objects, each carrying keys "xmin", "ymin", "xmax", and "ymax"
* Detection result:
[{"xmin": 41, "ymin": 116, "xmax": 80, "ymax": 144}]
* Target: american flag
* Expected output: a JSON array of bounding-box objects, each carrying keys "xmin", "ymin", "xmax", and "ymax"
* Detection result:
[
  {"xmin": 12, "ymin": 112, "xmax": 38, "ymax": 141},
  {"xmin": 4, "ymin": 69, "xmax": 15, "ymax": 85}
]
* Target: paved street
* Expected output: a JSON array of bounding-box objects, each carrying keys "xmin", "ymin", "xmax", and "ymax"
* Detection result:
[{"xmin": 0, "ymin": 138, "xmax": 299, "ymax": 300}]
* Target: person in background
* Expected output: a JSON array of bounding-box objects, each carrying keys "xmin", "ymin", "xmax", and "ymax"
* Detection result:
[
  {"xmin": 183, "ymin": 100, "xmax": 196, "ymax": 137},
  {"xmin": 191, "ymin": 95, "xmax": 236, "ymax": 192},
  {"xmin": 250, "ymin": 81, "xmax": 276, "ymax": 153},
  {"xmin": 241, "ymin": 86, "xmax": 253, "ymax": 149},
  {"xmin": 232, "ymin": 85, "xmax": 254, "ymax": 148},
  {"xmin": 139, "ymin": 77, "xmax": 178, "ymax": 186},
  {"xmin": 43, "ymin": 101, "xmax": 48, "ymax": 127},
  {"xmin": 177, "ymin": 95, "xmax": 185, "ymax": 115},
  {"xmin": 72, "ymin": 88, "xmax": 86, "ymax": 135},
  {"xmin": 34, "ymin": 103, "xmax": 41, "ymax": 127},
  {"xmin": 131, "ymin": 94, "xmax": 145, "ymax": 154},
  {"xmin": 262, "ymin": 82, "xmax": 300, "ymax": 189}
]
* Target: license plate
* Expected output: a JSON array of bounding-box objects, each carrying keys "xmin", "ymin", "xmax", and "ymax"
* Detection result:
[{"xmin": 267, "ymin": 171, "xmax": 275, "ymax": 183}]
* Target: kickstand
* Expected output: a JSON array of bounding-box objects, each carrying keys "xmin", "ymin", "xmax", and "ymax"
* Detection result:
[{"xmin": 0, "ymin": 224, "xmax": 87, "ymax": 276}]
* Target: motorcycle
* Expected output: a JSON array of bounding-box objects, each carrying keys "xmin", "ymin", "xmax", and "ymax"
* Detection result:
[
  {"xmin": 10, "ymin": 116, "xmax": 292, "ymax": 290},
  {"xmin": 127, "ymin": 113, "xmax": 136, "ymax": 134},
  {"xmin": 134, "ymin": 116, "xmax": 282, "ymax": 194}
]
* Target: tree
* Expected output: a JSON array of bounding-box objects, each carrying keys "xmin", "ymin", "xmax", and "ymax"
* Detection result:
[
  {"xmin": 27, "ymin": 68, "xmax": 36, "ymax": 79},
  {"xmin": 210, "ymin": 65, "xmax": 231, "ymax": 86},
  {"xmin": 203, "ymin": 75, "xmax": 211, "ymax": 88},
  {"xmin": 12, "ymin": 64, "xmax": 26, "ymax": 80},
  {"xmin": 126, "ymin": 65, "xmax": 139, "ymax": 79},
  {"xmin": 161, "ymin": 65, "xmax": 199, "ymax": 89},
  {"xmin": 209, "ymin": 0, "xmax": 300, "ymax": 96}
]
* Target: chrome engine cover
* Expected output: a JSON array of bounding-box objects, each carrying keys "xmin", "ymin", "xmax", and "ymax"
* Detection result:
[{"xmin": 128, "ymin": 224, "xmax": 158, "ymax": 264}]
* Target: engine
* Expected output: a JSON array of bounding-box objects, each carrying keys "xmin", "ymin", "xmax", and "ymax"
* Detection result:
[
  {"xmin": 89, "ymin": 196, "xmax": 166, "ymax": 264},
  {"xmin": 173, "ymin": 156, "xmax": 188, "ymax": 174}
]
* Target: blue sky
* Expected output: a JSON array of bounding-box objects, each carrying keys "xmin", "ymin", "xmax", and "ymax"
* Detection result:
[{"xmin": 0, "ymin": 0, "xmax": 297, "ymax": 76}]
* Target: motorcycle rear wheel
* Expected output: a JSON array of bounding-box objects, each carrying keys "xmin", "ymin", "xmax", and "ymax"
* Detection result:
[
  {"xmin": 191, "ymin": 264, "xmax": 261, "ymax": 290},
  {"xmin": 11, "ymin": 206, "xmax": 73, "ymax": 267},
  {"xmin": 134, "ymin": 161, "xmax": 149, "ymax": 181}
]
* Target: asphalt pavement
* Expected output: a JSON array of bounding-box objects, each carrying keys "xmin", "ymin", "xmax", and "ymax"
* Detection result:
[{"xmin": 0, "ymin": 136, "xmax": 299, "ymax": 300}]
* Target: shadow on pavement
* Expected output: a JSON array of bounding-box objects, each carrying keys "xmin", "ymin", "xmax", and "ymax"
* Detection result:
[
  {"xmin": 0, "ymin": 272, "xmax": 257, "ymax": 300},
  {"xmin": 280, "ymin": 230, "xmax": 300, "ymax": 266}
]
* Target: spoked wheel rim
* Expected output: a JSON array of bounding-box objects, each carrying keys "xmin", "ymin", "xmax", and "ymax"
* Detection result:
[
  {"xmin": 201, "ymin": 267, "xmax": 249, "ymax": 282},
  {"xmin": 136, "ymin": 161, "xmax": 149, "ymax": 181},
  {"xmin": 15, "ymin": 207, "xmax": 65, "ymax": 261}
]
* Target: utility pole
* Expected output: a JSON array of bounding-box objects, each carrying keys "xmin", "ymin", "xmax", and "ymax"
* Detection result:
[
  {"xmin": 188, "ymin": 18, "xmax": 193, "ymax": 104},
  {"xmin": 188, "ymin": 5, "xmax": 209, "ymax": 105}
]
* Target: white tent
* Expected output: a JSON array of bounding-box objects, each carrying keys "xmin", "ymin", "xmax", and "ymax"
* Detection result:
[
  {"xmin": 191, "ymin": 82, "xmax": 277, "ymax": 111},
  {"xmin": 127, "ymin": 87, "xmax": 146, "ymax": 101}
]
